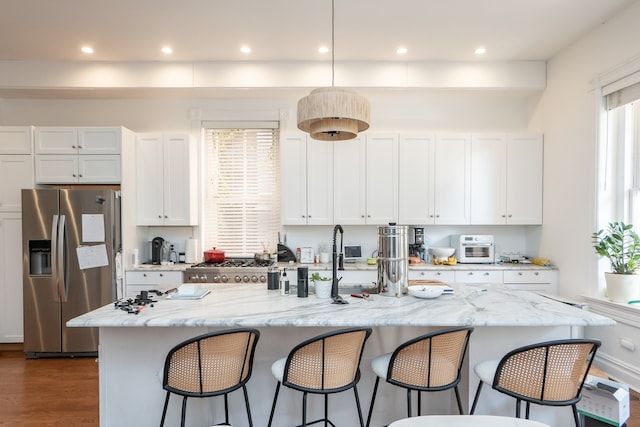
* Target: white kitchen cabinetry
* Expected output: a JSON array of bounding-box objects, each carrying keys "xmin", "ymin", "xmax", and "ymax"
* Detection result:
[
  {"xmin": 503, "ymin": 270, "xmax": 558, "ymax": 293},
  {"xmin": 454, "ymin": 270, "xmax": 504, "ymax": 283},
  {"xmin": 408, "ymin": 270, "xmax": 455, "ymax": 282},
  {"xmin": 136, "ymin": 134, "xmax": 197, "ymax": 226},
  {"xmin": 0, "ymin": 126, "xmax": 34, "ymax": 212},
  {"xmin": 399, "ymin": 134, "xmax": 471, "ymax": 224},
  {"xmin": 34, "ymin": 127, "xmax": 123, "ymax": 184},
  {"xmin": 0, "ymin": 213, "xmax": 23, "ymax": 342},
  {"xmin": 334, "ymin": 134, "xmax": 398, "ymax": 225},
  {"xmin": 281, "ymin": 134, "xmax": 333, "ymax": 225},
  {"xmin": 125, "ymin": 270, "xmax": 183, "ymax": 298},
  {"xmin": 471, "ymin": 133, "xmax": 543, "ymax": 224}
]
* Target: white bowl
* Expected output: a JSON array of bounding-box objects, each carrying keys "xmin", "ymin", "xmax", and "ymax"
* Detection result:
[
  {"xmin": 408, "ymin": 285, "xmax": 446, "ymax": 299},
  {"xmin": 429, "ymin": 247, "xmax": 455, "ymax": 258}
]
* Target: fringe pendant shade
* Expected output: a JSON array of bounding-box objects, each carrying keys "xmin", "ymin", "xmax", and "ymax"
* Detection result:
[{"xmin": 297, "ymin": 87, "xmax": 370, "ymax": 141}]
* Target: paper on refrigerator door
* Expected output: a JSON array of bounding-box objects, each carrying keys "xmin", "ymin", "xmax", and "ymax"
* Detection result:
[
  {"xmin": 82, "ymin": 214, "xmax": 105, "ymax": 242},
  {"xmin": 76, "ymin": 244, "xmax": 109, "ymax": 270}
]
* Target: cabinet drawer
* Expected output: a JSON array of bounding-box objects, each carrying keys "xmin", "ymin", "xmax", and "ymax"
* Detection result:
[
  {"xmin": 408, "ymin": 270, "xmax": 455, "ymax": 282},
  {"xmin": 454, "ymin": 270, "xmax": 503, "ymax": 283},
  {"xmin": 126, "ymin": 271, "xmax": 183, "ymax": 285},
  {"xmin": 503, "ymin": 270, "xmax": 555, "ymax": 284}
]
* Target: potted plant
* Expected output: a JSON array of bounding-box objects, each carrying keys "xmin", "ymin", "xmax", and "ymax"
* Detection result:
[
  {"xmin": 592, "ymin": 221, "xmax": 640, "ymax": 302},
  {"xmin": 310, "ymin": 272, "xmax": 332, "ymax": 299}
]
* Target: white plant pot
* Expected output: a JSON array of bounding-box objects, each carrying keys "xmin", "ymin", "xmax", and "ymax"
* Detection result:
[
  {"xmin": 604, "ymin": 272, "xmax": 640, "ymax": 302},
  {"xmin": 313, "ymin": 279, "xmax": 332, "ymax": 299}
]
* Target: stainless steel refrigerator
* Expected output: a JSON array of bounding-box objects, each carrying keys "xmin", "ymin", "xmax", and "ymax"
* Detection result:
[{"xmin": 22, "ymin": 188, "xmax": 121, "ymax": 358}]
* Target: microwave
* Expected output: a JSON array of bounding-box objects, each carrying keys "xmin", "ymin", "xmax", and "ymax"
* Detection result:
[{"xmin": 452, "ymin": 235, "xmax": 495, "ymax": 264}]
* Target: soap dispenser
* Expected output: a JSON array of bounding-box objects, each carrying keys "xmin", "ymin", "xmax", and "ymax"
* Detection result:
[{"xmin": 280, "ymin": 268, "xmax": 290, "ymax": 295}]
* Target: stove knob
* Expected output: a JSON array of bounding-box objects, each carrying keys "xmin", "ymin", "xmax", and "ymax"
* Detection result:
[
  {"xmin": 199, "ymin": 274, "xmax": 208, "ymax": 282},
  {"xmin": 234, "ymin": 275, "xmax": 242, "ymax": 283},
  {"xmin": 251, "ymin": 275, "xmax": 258, "ymax": 283},
  {"xmin": 221, "ymin": 275, "xmax": 229, "ymax": 283},
  {"xmin": 243, "ymin": 275, "xmax": 250, "ymax": 283},
  {"xmin": 212, "ymin": 274, "xmax": 221, "ymax": 283},
  {"xmin": 259, "ymin": 275, "xmax": 266, "ymax": 283}
]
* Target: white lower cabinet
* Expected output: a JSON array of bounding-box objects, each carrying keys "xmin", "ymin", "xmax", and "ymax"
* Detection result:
[
  {"xmin": 0, "ymin": 213, "xmax": 23, "ymax": 342},
  {"xmin": 408, "ymin": 270, "xmax": 455, "ymax": 282},
  {"xmin": 503, "ymin": 270, "xmax": 558, "ymax": 293},
  {"xmin": 454, "ymin": 270, "xmax": 504, "ymax": 283},
  {"xmin": 125, "ymin": 270, "xmax": 184, "ymax": 297}
]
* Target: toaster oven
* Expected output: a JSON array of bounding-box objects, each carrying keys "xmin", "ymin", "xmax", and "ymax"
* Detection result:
[{"xmin": 452, "ymin": 235, "xmax": 495, "ymax": 263}]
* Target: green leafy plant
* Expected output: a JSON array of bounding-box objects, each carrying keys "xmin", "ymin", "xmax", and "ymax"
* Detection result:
[
  {"xmin": 310, "ymin": 272, "xmax": 331, "ymax": 281},
  {"xmin": 592, "ymin": 222, "xmax": 640, "ymax": 274}
]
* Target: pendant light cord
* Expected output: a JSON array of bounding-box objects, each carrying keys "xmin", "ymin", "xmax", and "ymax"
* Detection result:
[{"xmin": 331, "ymin": 0, "xmax": 335, "ymax": 87}]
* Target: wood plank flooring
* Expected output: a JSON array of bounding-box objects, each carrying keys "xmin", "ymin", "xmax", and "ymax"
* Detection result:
[{"xmin": 0, "ymin": 345, "xmax": 638, "ymax": 426}]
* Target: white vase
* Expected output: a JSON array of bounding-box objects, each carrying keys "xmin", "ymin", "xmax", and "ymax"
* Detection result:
[
  {"xmin": 604, "ymin": 272, "xmax": 640, "ymax": 303},
  {"xmin": 314, "ymin": 279, "xmax": 332, "ymax": 299}
]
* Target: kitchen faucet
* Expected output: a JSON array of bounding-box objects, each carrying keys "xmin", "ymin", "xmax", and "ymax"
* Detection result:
[{"xmin": 332, "ymin": 224, "xmax": 348, "ymax": 304}]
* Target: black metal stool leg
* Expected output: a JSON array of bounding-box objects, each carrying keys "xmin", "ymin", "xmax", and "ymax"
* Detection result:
[
  {"xmin": 242, "ymin": 385, "xmax": 254, "ymax": 427},
  {"xmin": 267, "ymin": 382, "xmax": 281, "ymax": 427},
  {"xmin": 366, "ymin": 377, "xmax": 380, "ymax": 427},
  {"xmin": 454, "ymin": 386, "xmax": 463, "ymax": 414},
  {"xmin": 406, "ymin": 389, "xmax": 412, "ymax": 417},
  {"xmin": 224, "ymin": 393, "xmax": 229, "ymax": 425},
  {"xmin": 470, "ymin": 381, "xmax": 484, "ymax": 414},
  {"xmin": 354, "ymin": 385, "xmax": 365, "ymax": 427},
  {"xmin": 418, "ymin": 391, "xmax": 422, "ymax": 416},
  {"xmin": 160, "ymin": 391, "xmax": 171, "ymax": 427},
  {"xmin": 180, "ymin": 396, "xmax": 188, "ymax": 427}
]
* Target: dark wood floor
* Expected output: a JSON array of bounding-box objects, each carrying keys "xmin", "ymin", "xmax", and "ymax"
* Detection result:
[{"xmin": 0, "ymin": 345, "xmax": 638, "ymax": 426}]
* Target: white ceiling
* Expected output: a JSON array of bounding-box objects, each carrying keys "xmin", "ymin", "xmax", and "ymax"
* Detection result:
[{"xmin": 0, "ymin": 0, "xmax": 635, "ymax": 63}]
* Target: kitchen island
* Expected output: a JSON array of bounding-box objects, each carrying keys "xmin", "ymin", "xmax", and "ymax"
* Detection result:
[{"xmin": 69, "ymin": 283, "xmax": 613, "ymax": 427}]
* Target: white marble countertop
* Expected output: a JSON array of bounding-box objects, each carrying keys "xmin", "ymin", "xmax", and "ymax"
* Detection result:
[
  {"xmin": 125, "ymin": 262, "xmax": 555, "ymax": 272},
  {"xmin": 68, "ymin": 282, "xmax": 612, "ymax": 328}
]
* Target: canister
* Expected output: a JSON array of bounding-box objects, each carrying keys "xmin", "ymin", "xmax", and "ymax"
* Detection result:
[
  {"xmin": 267, "ymin": 266, "xmax": 279, "ymax": 290},
  {"xmin": 297, "ymin": 267, "xmax": 308, "ymax": 297},
  {"xmin": 377, "ymin": 224, "xmax": 409, "ymax": 297}
]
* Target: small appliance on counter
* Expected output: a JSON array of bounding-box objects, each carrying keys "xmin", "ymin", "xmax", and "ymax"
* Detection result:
[
  {"xmin": 151, "ymin": 236, "xmax": 165, "ymax": 264},
  {"xmin": 409, "ymin": 227, "xmax": 425, "ymax": 260},
  {"xmin": 277, "ymin": 243, "xmax": 296, "ymax": 262},
  {"xmin": 451, "ymin": 234, "xmax": 495, "ymax": 263}
]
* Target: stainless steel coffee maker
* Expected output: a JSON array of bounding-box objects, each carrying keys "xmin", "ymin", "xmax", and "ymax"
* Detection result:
[{"xmin": 409, "ymin": 227, "xmax": 425, "ymax": 260}]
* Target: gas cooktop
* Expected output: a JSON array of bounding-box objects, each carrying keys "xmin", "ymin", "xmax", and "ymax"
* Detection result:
[
  {"xmin": 190, "ymin": 257, "xmax": 274, "ymax": 268},
  {"xmin": 184, "ymin": 257, "xmax": 275, "ymax": 283}
]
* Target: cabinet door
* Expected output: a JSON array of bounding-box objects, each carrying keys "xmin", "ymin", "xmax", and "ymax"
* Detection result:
[
  {"xmin": 471, "ymin": 134, "xmax": 508, "ymax": 224},
  {"xmin": 434, "ymin": 134, "xmax": 471, "ymax": 224},
  {"xmin": 163, "ymin": 135, "xmax": 196, "ymax": 226},
  {"xmin": 506, "ymin": 134, "xmax": 543, "ymax": 224},
  {"xmin": 366, "ymin": 134, "xmax": 398, "ymax": 224},
  {"xmin": 399, "ymin": 135, "xmax": 434, "ymax": 224},
  {"xmin": 35, "ymin": 154, "xmax": 79, "ymax": 183},
  {"xmin": 334, "ymin": 137, "xmax": 365, "ymax": 224},
  {"xmin": 34, "ymin": 127, "xmax": 78, "ymax": 154},
  {"xmin": 136, "ymin": 135, "xmax": 164, "ymax": 225},
  {"xmin": 78, "ymin": 127, "xmax": 121, "ymax": 154},
  {"xmin": 0, "ymin": 126, "xmax": 33, "ymax": 154},
  {"xmin": 78, "ymin": 155, "xmax": 121, "ymax": 184},
  {"xmin": 0, "ymin": 213, "xmax": 23, "ymax": 342},
  {"xmin": 281, "ymin": 134, "xmax": 308, "ymax": 225},
  {"xmin": 453, "ymin": 270, "xmax": 503, "ymax": 283},
  {"xmin": 306, "ymin": 138, "xmax": 333, "ymax": 225},
  {"xmin": 0, "ymin": 155, "xmax": 34, "ymax": 212}
]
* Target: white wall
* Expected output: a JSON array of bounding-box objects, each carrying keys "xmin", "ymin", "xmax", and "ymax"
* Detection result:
[{"xmin": 530, "ymin": 0, "xmax": 640, "ymax": 300}]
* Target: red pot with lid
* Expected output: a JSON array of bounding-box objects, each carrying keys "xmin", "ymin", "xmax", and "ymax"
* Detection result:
[{"xmin": 204, "ymin": 247, "xmax": 225, "ymax": 263}]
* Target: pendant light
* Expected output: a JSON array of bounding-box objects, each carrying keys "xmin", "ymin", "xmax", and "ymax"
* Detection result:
[{"xmin": 297, "ymin": 0, "xmax": 370, "ymax": 141}]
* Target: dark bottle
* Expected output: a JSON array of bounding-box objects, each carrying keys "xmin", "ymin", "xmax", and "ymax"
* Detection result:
[
  {"xmin": 267, "ymin": 266, "xmax": 279, "ymax": 290},
  {"xmin": 297, "ymin": 267, "xmax": 308, "ymax": 298}
]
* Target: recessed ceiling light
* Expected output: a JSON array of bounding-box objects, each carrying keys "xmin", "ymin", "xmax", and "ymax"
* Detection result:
[
  {"xmin": 161, "ymin": 46, "xmax": 173, "ymax": 54},
  {"xmin": 319, "ymin": 46, "xmax": 329, "ymax": 54},
  {"xmin": 396, "ymin": 47, "xmax": 408, "ymax": 55},
  {"xmin": 475, "ymin": 47, "xmax": 487, "ymax": 55},
  {"xmin": 81, "ymin": 46, "xmax": 94, "ymax": 54},
  {"xmin": 240, "ymin": 46, "xmax": 251, "ymax": 54}
]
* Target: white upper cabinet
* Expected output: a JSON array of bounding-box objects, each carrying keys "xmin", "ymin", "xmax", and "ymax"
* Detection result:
[
  {"xmin": 34, "ymin": 127, "xmax": 123, "ymax": 183},
  {"xmin": 433, "ymin": 133, "xmax": 471, "ymax": 224},
  {"xmin": 334, "ymin": 135, "xmax": 398, "ymax": 225},
  {"xmin": 281, "ymin": 134, "xmax": 333, "ymax": 225},
  {"xmin": 136, "ymin": 134, "xmax": 197, "ymax": 226},
  {"xmin": 399, "ymin": 135, "xmax": 435, "ymax": 224},
  {"xmin": 471, "ymin": 133, "xmax": 543, "ymax": 224},
  {"xmin": 0, "ymin": 126, "xmax": 34, "ymax": 212}
]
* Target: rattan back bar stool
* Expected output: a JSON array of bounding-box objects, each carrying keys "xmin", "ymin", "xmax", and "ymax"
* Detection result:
[
  {"xmin": 159, "ymin": 328, "xmax": 260, "ymax": 427},
  {"xmin": 366, "ymin": 326, "xmax": 474, "ymax": 427},
  {"xmin": 267, "ymin": 327, "xmax": 373, "ymax": 427},
  {"xmin": 469, "ymin": 338, "xmax": 601, "ymax": 427}
]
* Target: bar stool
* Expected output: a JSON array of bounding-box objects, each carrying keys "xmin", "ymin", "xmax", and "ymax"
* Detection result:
[
  {"xmin": 388, "ymin": 415, "xmax": 550, "ymax": 427},
  {"xmin": 159, "ymin": 328, "xmax": 260, "ymax": 427},
  {"xmin": 267, "ymin": 327, "xmax": 373, "ymax": 427},
  {"xmin": 470, "ymin": 338, "xmax": 601, "ymax": 427},
  {"xmin": 366, "ymin": 326, "xmax": 474, "ymax": 427}
]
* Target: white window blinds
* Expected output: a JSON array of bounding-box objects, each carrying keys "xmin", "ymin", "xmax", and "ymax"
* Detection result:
[{"xmin": 203, "ymin": 128, "xmax": 280, "ymax": 257}]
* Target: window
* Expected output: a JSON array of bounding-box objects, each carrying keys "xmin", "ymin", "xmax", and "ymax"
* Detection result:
[{"xmin": 203, "ymin": 127, "xmax": 280, "ymax": 257}]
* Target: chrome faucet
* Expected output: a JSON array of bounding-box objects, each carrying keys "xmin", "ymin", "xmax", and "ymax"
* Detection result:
[{"xmin": 332, "ymin": 224, "xmax": 348, "ymax": 304}]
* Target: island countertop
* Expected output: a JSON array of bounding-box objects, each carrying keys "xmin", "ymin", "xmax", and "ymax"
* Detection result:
[{"xmin": 68, "ymin": 282, "xmax": 614, "ymax": 328}]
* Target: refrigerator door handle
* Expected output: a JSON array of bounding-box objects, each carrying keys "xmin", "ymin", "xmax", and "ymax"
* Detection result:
[
  {"xmin": 58, "ymin": 214, "xmax": 68, "ymax": 302},
  {"xmin": 51, "ymin": 214, "xmax": 61, "ymax": 302}
]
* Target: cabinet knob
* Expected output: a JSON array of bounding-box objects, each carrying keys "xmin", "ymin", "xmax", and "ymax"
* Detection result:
[
  {"xmin": 534, "ymin": 272, "xmax": 539, "ymax": 276},
  {"xmin": 436, "ymin": 214, "xmax": 440, "ymax": 218},
  {"xmin": 508, "ymin": 214, "xmax": 513, "ymax": 218},
  {"xmin": 484, "ymin": 272, "xmax": 489, "ymax": 276},
  {"xmin": 361, "ymin": 215, "xmax": 365, "ymax": 218},
  {"xmin": 468, "ymin": 272, "xmax": 473, "ymax": 275},
  {"xmin": 72, "ymin": 174, "xmax": 77, "ymax": 177},
  {"xmin": 78, "ymin": 145, "xmax": 83, "ymax": 149},
  {"xmin": 302, "ymin": 215, "xmax": 306, "ymax": 218},
  {"xmin": 367, "ymin": 214, "xmax": 371, "ymax": 218},
  {"xmin": 79, "ymin": 174, "xmax": 83, "ymax": 177},
  {"xmin": 158, "ymin": 215, "xmax": 162, "ymax": 218},
  {"xmin": 143, "ymin": 273, "xmax": 147, "ymax": 277},
  {"xmin": 518, "ymin": 272, "xmax": 523, "ymax": 276},
  {"xmin": 429, "ymin": 214, "xmax": 434, "ymax": 218},
  {"xmin": 159, "ymin": 273, "xmax": 164, "ymax": 277},
  {"xmin": 164, "ymin": 215, "xmax": 168, "ymax": 218},
  {"xmin": 72, "ymin": 145, "xmax": 76, "ymax": 149},
  {"xmin": 436, "ymin": 272, "xmax": 441, "ymax": 276},
  {"xmin": 308, "ymin": 215, "xmax": 311, "ymax": 218},
  {"xmin": 501, "ymin": 214, "xmax": 506, "ymax": 218}
]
